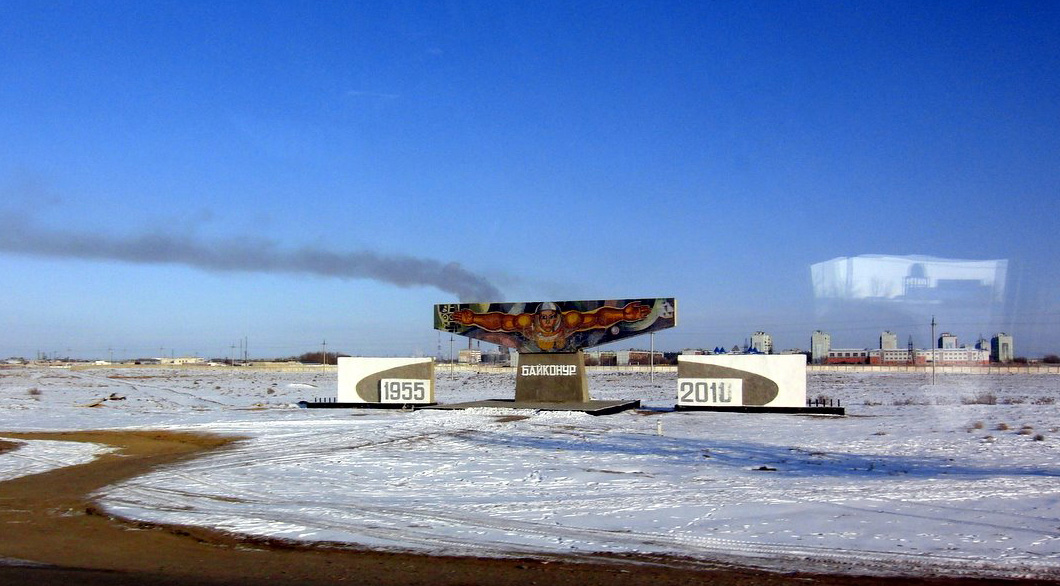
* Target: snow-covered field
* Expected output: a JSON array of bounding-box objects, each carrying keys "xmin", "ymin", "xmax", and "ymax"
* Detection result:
[{"xmin": 1, "ymin": 366, "xmax": 1058, "ymax": 579}]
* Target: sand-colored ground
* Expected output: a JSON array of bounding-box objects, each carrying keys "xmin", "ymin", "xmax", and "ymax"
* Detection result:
[
  {"xmin": 0, "ymin": 439, "xmax": 18, "ymax": 455},
  {"xmin": 0, "ymin": 430, "xmax": 1053, "ymax": 586}
]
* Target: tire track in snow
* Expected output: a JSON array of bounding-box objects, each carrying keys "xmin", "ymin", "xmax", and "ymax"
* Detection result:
[
  {"xmin": 95, "ymin": 408, "xmax": 1060, "ymax": 580},
  {"xmin": 71, "ymin": 370, "xmax": 229, "ymax": 407},
  {"xmin": 104, "ymin": 477, "xmax": 1060, "ymax": 579}
]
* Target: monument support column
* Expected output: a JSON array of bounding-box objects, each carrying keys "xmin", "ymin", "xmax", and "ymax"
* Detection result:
[{"xmin": 514, "ymin": 351, "xmax": 589, "ymax": 403}]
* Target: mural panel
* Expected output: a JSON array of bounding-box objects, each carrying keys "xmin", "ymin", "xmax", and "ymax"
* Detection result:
[{"xmin": 435, "ymin": 298, "xmax": 676, "ymax": 353}]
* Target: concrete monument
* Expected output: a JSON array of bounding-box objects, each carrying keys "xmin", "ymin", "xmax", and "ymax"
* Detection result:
[{"xmin": 435, "ymin": 298, "xmax": 676, "ymax": 404}]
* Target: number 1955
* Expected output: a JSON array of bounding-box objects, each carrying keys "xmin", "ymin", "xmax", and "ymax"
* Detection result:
[{"xmin": 380, "ymin": 379, "xmax": 430, "ymax": 404}]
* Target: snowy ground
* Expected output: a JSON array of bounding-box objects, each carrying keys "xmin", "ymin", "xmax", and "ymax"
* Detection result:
[{"xmin": 1, "ymin": 366, "xmax": 1058, "ymax": 579}]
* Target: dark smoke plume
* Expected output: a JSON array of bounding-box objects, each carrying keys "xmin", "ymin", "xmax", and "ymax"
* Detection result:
[{"xmin": 0, "ymin": 215, "xmax": 501, "ymax": 302}]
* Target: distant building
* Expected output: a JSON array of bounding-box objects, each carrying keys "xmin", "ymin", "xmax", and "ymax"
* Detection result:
[
  {"xmin": 917, "ymin": 347, "xmax": 989, "ymax": 365},
  {"xmin": 880, "ymin": 331, "xmax": 898, "ymax": 350},
  {"xmin": 938, "ymin": 333, "xmax": 958, "ymax": 349},
  {"xmin": 991, "ymin": 333, "xmax": 1014, "ymax": 363},
  {"xmin": 810, "ymin": 330, "xmax": 831, "ymax": 364},
  {"xmin": 160, "ymin": 356, "xmax": 204, "ymax": 365},
  {"xmin": 869, "ymin": 348, "xmax": 912, "ymax": 365},
  {"xmin": 458, "ymin": 349, "xmax": 482, "ymax": 364},
  {"xmin": 750, "ymin": 331, "xmax": 773, "ymax": 354},
  {"xmin": 616, "ymin": 350, "xmax": 662, "ymax": 366},
  {"xmin": 862, "ymin": 347, "xmax": 989, "ymax": 366},
  {"xmin": 480, "ymin": 348, "xmax": 511, "ymax": 365},
  {"xmin": 826, "ymin": 349, "xmax": 869, "ymax": 364},
  {"xmin": 583, "ymin": 350, "xmax": 617, "ymax": 366},
  {"xmin": 599, "ymin": 351, "xmax": 618, "ymax": 366}
]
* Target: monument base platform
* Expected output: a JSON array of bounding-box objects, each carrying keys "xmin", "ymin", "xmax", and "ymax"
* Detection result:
[
  {"xmin": 674, "ymin": 405, "xmax": 845, "ymax": 415},
  {"xmin": 423, "ymin": 399, "xmax": 641, "ymax": 416},
  {"xmin": 297, "ymin": 401, "xmax": 436, "ymax": 409}
]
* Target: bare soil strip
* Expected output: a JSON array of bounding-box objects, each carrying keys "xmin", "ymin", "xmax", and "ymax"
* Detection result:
[
  {"xmin": 0, "ymin": 430, "xmax": 1052, "ymax": 586},
  {"xmin": 0, "ymin": 439, "xmax": 19, "ymax": 455}
]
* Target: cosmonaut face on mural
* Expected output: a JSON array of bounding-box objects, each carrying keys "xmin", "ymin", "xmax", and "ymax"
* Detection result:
[{"xmin": 534, "ymin": 302, "xmax": 560, "ymax": 334}]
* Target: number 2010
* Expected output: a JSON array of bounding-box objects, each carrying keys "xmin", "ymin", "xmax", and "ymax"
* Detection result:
[
  {"xmin": 680, "ymin": 380, "xmax": 732, "ymax": 404},
  {"xmin": 380, "ymin": 379, "xmax": 427, "ymax": 403}
]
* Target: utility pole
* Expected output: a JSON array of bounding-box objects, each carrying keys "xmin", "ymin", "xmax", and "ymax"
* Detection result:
[
  {"xmin": 322, "ymin": 340, "xmax": 327, "ymax": 372},
  {"xmin": 650, "ymin": 333, "xmax": 655, "ymax": 383},
  {"xmin": 930, "ymin": 315, "xmax": 937, "ymax": 385}
]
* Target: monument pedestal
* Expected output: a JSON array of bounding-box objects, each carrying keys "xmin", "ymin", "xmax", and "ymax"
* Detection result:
[
  {"xmin": 425, "ymin": 350, "xmax": 639, "ymax": 415},
  {"xmin": 515, "ymin": 351, "xmax": 589, "ymax": 403}
]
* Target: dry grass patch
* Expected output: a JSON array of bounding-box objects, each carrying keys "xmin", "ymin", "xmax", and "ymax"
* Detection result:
[{"xmin": 962, "ymin": 392, "xmax": 998, "ymax": 405}]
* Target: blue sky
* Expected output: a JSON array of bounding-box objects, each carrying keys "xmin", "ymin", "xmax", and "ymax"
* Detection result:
[{"xmin": 2, "ymin": 1, "xmax": 1058, "ymax": 360}]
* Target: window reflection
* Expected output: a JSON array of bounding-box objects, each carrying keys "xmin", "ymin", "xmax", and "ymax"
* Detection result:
[{"xmin": 810, "ymin": 255, "xmax": 1008, "ymax": 348}]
